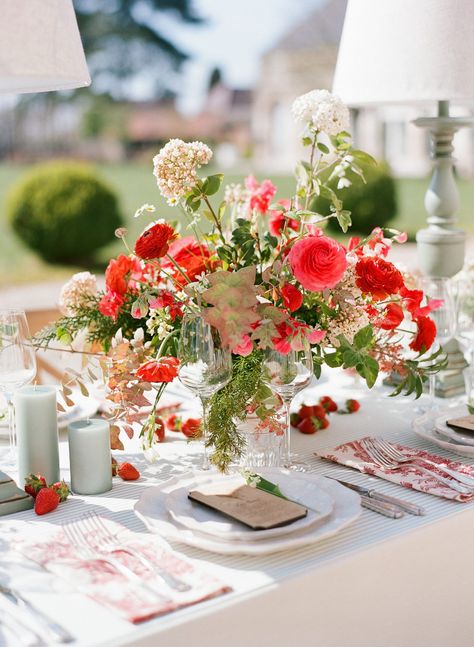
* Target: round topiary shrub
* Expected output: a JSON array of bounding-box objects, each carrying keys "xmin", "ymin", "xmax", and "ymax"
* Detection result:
[
  {"xmin": 312, "ymin": 161, "xmax": 398, "ymax": 235},
  {"xmin": 7, "ymin": 162, "xmax": 123, "ymax": 263}
]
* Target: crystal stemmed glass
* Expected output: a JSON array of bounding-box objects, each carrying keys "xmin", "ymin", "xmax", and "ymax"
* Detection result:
[
  {"xmin": 419, "ymin": 277, "xmax": 455, "ymax": 410},
  {"xmin": 177, "ymin": 315, "xmax": 232, "ymax": 470},
  {"xmin": 455, "ymin": 277, "xmax": 474, "ymax": 363},
  {"xmin": 0, "ymin": 310, "xmax": 37, "ymax": 468},
  {"xmin": 261, "ymin": 341, "xmax": 313, "ymax": 469}
]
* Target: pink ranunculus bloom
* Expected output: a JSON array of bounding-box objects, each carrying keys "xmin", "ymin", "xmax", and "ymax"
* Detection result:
[
  {"xmin": 232, "ymin": 334, "xmax": 253, "ymax": 356},
  {"xmin": 98, "ymin": 291, "xmax": 124, "ymax": 321},
  {"xmin": 288, "ymin": 235, "xmax": 347, "ymax": 292},
  {"xmin": 245, "ymin": 175, "xmax": 277, "ymax": 214}
]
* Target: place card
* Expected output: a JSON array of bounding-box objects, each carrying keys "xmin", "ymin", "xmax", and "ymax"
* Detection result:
[
  {"xmin": 188, "ymin": 483, "xmax": 307, "ymax": 530},
  {"xmin": 446, "ymin": 415, "xmax": 474, "ymax": 434}
]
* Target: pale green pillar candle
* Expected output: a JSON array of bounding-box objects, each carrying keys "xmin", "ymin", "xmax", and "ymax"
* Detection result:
[
  {"xmin": 15, "ymin": 385, "xmax": 60, "ymax": 486},
  {"xmin": 68, "ymin": 418, "xmax": 112, "ymax": 495}
]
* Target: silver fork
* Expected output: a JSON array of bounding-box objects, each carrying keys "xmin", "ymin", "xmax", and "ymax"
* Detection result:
[
  {"xmin": 81, "ymin": 513, "xmax": 191, "ymax": 592},
  {"xmin": 360, "ymin": 438, "xmax": 472, "ymax": 494},
  {"xmin": 62, "ymin": 520, "xmax": 163, "ymax": 599},
  {"xmin": 372, "ymin": 437, "xmax": 474, "ymax": 489}
]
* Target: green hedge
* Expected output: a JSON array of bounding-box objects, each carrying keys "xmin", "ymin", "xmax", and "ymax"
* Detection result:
[
  {"xmin": 7, "ymin": 162, "xmax": 123, "ymax": 263},
  {"xmin": 312, "ymin": 161, "xmax": 398, "ymax": 235}
]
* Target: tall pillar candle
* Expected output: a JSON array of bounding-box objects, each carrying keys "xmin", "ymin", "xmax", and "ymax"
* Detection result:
[
  {"xmin": 15, "ymin": 385, "xmax": 60, "ymax": 486},
  {"xmin": 68, "ymin": 418, "xmax": 112, "ymax": 495}
]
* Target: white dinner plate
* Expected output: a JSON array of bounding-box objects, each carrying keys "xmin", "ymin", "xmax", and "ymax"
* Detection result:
[
  {"xmin": 412, "ymin": 412, "xmax": 474, "ymax": 458},
  {"xmin": 134, "ymin": 468, "xmax": 361, "ymax": 556},
  {"xmin": 434, "ymin": 408, "xmax": 474, "ymax": 446},
  {"xmin": 164, "ymin": 472, "xmax": 334, "ymax": 542}
]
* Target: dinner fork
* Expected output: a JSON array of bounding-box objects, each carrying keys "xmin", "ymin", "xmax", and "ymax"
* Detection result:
[
  {"xmin": 360, "ymin": 438, "xmax": 472, "ymax": 494},
  {"xmin": 371, "ymin": 438, "xmax": 474, "ymax": 489},
  {"xmin": 62, "ymin": 521, "xmax": 162, "ymax": 599},
  {"xmin": 80, "ymin": 513, "xmax": 191, "ymax": 592}
]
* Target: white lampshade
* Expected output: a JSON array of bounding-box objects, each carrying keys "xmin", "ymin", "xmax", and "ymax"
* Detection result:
[
  {"xmin": 333, "ymin": 0, "xmax": 474, "ymax": 106},
  {"xmin": 0, "ymin": 0, "xmax": 90, "ymax": 94}
]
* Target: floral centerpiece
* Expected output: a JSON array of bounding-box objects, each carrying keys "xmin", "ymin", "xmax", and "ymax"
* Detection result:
[{"xmin": 37, "ymin": 89, "xmax": 444, "ymax": 470}]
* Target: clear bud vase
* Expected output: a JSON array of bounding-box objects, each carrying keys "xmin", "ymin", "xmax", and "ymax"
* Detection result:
[{"xmin": 239, "ymin": 414, "xmax": 283, "ymax": 469}]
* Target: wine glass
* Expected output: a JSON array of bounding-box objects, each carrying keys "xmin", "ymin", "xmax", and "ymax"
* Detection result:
[
  {"xmin": 455, "ymin": 277, "xmax": 474, "ymax": 363},
  {"xmin": 0, "ymin": 310, "xmax": 37, "ymax": 468},
  {"xmin": 177, "ymin": 315, "xmax": 232, "ymax": 470},
  {"xmin": 262, "ymin": 341, "xmax": 313, "ymax": 469},
  {"xmin": 419, "ymin": 277, "xmax": 455, "ymax": 410}
]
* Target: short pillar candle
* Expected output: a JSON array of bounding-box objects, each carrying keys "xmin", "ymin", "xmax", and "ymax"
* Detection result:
[
  {"xmin": 15, "ymin": 385, "xmax": 60, "ymax": 486},
  {"xmin": 68, "ymin": 418, "xmax": 112, "ymax": 495}
]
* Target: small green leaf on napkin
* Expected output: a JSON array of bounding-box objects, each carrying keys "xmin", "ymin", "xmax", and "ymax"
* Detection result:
[{"xmin": 242, "ymin": 471, "xmax": 289, "ymax": 501}]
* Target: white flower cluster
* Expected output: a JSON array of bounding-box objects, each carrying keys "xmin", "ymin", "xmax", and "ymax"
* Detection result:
[
  {"xmin": 152, "ymin": 139, "xmax": 213, "ymax": 205},
  {"xmin": 146, "ymin": 309, "xmax": 173, "ymax": 340},
  {"xmin": 327, "ymin": 306, "xmax": 370, "ymax": 348},
  {"xmin": 134, "ymin": 203, "xmax": 156, "ymax": 219},
  {"xmin": 224, "ymin": 183, "xmax": 247, "ymax": 205},
  {"xmin": 291, "ymin": 89, "xmax": 350, "ymax": 135},
  {"xmin": 59, "ymin": 272, "xmax": 97, "ymax": 316}
]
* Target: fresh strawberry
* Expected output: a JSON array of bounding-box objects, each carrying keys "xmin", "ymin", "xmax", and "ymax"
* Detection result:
[
  {"xmin": 346, "ymin": 398, "xmax": 361, "ymax": 413},
  {"xmin": 181, "ymin": 417, "xmax": 203, "ymax": 438},
  {"xmin": 319, "ymin": 416, "xmax": 330, "ymax": 429},
  {"xmin": 50, "ymin": 480, "xmax": 70, "ymax": 502},
  {"xmin": 111, "ymin": 456, "xmax": 118, "ymax": 476},
  {"xmin": 290, "ymin": 412, "xmax": 301, "ymax": 427},
  {"xmin": 165, "ymin": 413, "xmax": 183, "ymax": 432},
  {"xmin": 154, "ymin": 417, "xmax": 165, "ymax": 442},
  {"xmin": 24, "ymin": 473, "xmax": 46, "ymax": 499},
  {"xmin": 320, "ymin": 396, "xmax": 338, "ymax": 413},
  {"xmin": 311, "ymin": 404, "xmax": 327, "ymax": 420},
  {"xmin": 118, "ymin": 462, "xmax": 140, "ymax": 481},
  {"xmin": 34, "ymin": 487, "xmax": 60, "ymax": 515},
  {"xmin": 298, "ymin": 405, "xmax": 316, "ymax": 419},
  {"xmin": 297, "ymin": 417, "xmax": 318, "ymax": 435}
]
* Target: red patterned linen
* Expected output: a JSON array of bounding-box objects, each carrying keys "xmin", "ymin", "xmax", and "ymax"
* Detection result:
[
  {"xmin": 317, "ymin": 437, "xmax": 474, "ymax": 502},
  {"xmin": 17, "ymin": 518, "xmax": 231, "ymax": 623}
]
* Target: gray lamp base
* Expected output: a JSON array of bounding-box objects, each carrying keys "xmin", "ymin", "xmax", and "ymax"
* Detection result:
[{"xmin": 429, "ymin": 339, "xmax": 467, "ymax": 397}]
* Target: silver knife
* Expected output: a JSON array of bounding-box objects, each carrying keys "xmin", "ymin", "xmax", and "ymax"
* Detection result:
[
  {"xmin": 333, "ymin": 478, "xmax": 426, "ymax": 516},
  {"xmin": 360, "ymin": 495, "xmax": 404, "ymax": 518},
  {"xmin": 0, "ymin": 584, "xmax": 74, "ymax": 643}
]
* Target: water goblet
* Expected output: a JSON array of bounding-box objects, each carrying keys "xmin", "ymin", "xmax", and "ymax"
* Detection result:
[
  {"xmin": 261, "ymin": 341, "xmax": 313, "ymax": 470},
  {"xmin": 0, "ymin": 310, "xmax": 37, "ymax": 469},
  {"xmin": 177, "ymin": 315, "xmax": 232, "ymax": 470}
]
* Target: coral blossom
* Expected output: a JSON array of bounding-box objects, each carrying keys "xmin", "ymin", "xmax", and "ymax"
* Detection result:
[
  {"xmin": 268, "ymin": 200, "xmax": 299, "ymax": 237},
  {"xmin": 105, "ymin": 255, "xmax": 138, "ymax": 295},
  {"xmin": 98, "ymin": 292, "xmax": 124, "ymax": 321},
  {"xmin": 288, "ymin": 235, "xmax": 347, "ymax": 292},
  {"xmin": 245, "ymin": 175, "xmax": 277, "ymax": 214},
  {"xmin": 136, "ymin": 356, "xmax": 179, "ymax": 383},
  {"xmin": 134, "ymin": 222, "xmax": 177, "ymax": 260},
  {"xmin": 355, "ymin": 256, "xmax": 404, "ymax": 301},
  {"xmin": 376, "ymin": 303, "xmax": 404, "ymax": 330},
  {"xmin": 409, "ymin": 316, "xmax": 437, "ymax": 353},
  {"xmin": 162, "ymin": 236, "xmax": 213, "ymax": 285}
]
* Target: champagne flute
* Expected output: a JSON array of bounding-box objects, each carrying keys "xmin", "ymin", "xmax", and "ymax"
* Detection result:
[
  {"xmin": 0, "ymin": 310, "xmax": 37, "ymax": 468},
  {"xmin": 177, "ymin": 315, "xmax": 232, "ymax": 470},
  {"xmin": 419, "ymin": 277, "xmax": 455, "ymax": 410},
  {"xmin": 262, "ymin": 341, "xmax": 313, "ymax": 469}
]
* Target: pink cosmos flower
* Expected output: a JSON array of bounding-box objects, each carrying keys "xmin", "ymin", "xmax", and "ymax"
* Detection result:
[{"xmin": 288, "ymin": 235, "xmax": 347, "ymax": 292}]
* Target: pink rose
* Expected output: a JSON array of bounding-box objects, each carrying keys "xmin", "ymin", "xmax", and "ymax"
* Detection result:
[{"xmin": 288, "ymin": 235, "xmax": 347, "ymax": 292}]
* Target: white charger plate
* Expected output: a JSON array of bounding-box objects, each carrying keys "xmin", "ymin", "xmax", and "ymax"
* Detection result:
[
  {"xmin": 164, "ymin": 472, "xmax": 334, "ymax": 542},
  {"xmin": 134, "ymin": 468, "xmax": 361, "ymax": 556},
  {"xmin": 434, "ymin": 408, "xmax": 474, "ymax": 447},
  {"xmin": 412, "ymin": 412, "xmax": 474, "ymax": 458}
]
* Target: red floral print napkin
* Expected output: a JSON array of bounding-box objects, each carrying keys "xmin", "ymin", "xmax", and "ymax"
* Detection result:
[
  {"xmin": 316, "ymin": 437, "xmax": 474, "ymax": 502},
  {"xmin": 17, "ymin": 518, "xmax": 231, "ymax": 623}
]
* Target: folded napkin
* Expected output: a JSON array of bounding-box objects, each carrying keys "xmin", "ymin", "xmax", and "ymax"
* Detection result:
[
  {"xmin": 17, "ymin": 518, "xmax": 231, "ymax": 623},
  {"xmin": 317, "ymin": 437, "xmax": 474, "ymax": 502}
]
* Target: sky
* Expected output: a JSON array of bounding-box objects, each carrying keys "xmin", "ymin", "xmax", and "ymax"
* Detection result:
[{"xmin": 157, "ymin": 0, "xmax": 324, "ymax": 113}]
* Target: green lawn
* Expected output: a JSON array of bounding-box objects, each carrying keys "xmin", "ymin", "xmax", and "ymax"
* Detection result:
[{"xmin": 1, "ymin": 162, "xmax": 474, "ymax": 287}]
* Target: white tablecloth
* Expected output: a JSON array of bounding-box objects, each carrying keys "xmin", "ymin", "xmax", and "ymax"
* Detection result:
[{"xmin": 1, "ymin": 373, "xmax": 474, "ymax": 647}]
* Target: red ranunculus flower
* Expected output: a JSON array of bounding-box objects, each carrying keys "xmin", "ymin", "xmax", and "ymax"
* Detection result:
[
  {"xmin": 98, "ymin": 291, "xmax": 124, "ymax": 321},
  {"xmin": 355, "ymin": 256, "xmax": 404, "ymax": 301},
  {"xmin": 376, "ymin": 302, "xmax": 404, "ymax": 330},
  {"xmin": 409, "ymin": 316, "xmax": 437, "ymax": 353},
  {"xmin": 162, "ymin": 236, "xmax": 213, "ymax": 286},
  {"xmin": 400, "ymin": 286, "xmax": 443, "ymax": 318},
  {"xmin": 105, "ymin": 255, "xmax": 133, "ymax": 295},
  {"xmin": 281, "ymin": 283, "xmax": 303, "ymax": 312},
  {"xmin": 134, "ymin": 222, "xmax": 177, "ymax": 260},
  {"xmin": 136, "ymin": 356, "xmax": 179, "ymax": 383},
  {"xmin": 288, "ymin": 235, "xmax": 347, "ymax": 292}
]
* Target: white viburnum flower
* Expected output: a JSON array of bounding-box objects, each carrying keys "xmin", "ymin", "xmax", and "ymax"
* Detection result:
[
  {"xmin": 58, "ymin": 271, "xmax": 97, "ymax": 316},
  {"xmin": 152, "ymin": 139, "xmax": 213, "ymax": 203},
  {"xmin": 291, "ymin": 89, "xmax": 350, "ymax": 136}
]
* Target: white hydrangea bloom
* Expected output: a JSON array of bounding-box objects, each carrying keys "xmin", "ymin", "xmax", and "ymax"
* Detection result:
[
  {"xmin": 152, "ymin": 139, "xmax": 213, "ymax": 202},
  {"xmin": 59, "ymin": 272, "xmax": 97, "ymax": 316},
  {"xmin": 291, "ymin": 89, "xmax": 350, "ymax": 135}
]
